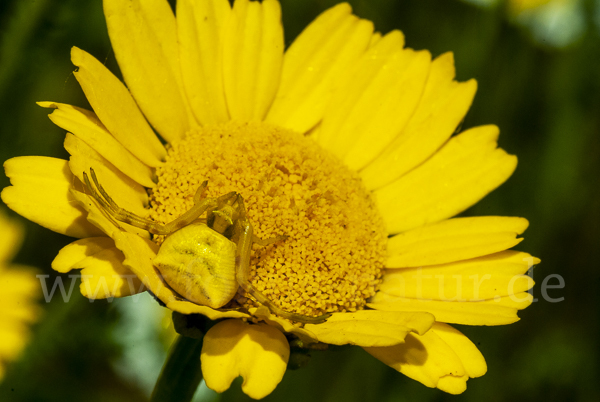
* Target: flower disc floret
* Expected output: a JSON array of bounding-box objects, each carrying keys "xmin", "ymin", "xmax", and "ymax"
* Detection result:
[{"xmin": 149, "ymin": 121, "xmax": 388, "ymax": 318}]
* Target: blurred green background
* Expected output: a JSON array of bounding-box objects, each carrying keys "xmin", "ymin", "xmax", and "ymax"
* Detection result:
[{"xmin": 0, "ymin": 0, "xmax": 598, "ymax": 401}]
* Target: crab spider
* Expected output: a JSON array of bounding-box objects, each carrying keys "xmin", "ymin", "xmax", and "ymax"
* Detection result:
[{"xmin": 83, "ymin": 169, "xmax": 330, "ymax": 324}]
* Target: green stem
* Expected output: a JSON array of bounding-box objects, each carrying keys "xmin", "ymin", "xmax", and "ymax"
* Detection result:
[{"xmin": 150, "ymin": 335, "xmax": 204, "ymax": 402}]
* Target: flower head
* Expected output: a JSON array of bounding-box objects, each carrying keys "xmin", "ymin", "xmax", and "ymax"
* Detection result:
[
  {"xmin": 1, "ymin": 0, "xmax": 538, "ymax": 398},
  {"xmin": 0, "ymin": 210, "xmax": 40, "ymax": 380}
]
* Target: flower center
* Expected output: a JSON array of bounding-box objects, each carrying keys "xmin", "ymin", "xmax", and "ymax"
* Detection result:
[{"xmin": 149, "ymin": 121, "xmax": 387, "ymax": 317}]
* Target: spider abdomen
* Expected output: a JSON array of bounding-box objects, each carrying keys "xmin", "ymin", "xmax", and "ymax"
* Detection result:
[{"xmin": 153, "ymin": 222, "xmax": 238, "ymax": 308}]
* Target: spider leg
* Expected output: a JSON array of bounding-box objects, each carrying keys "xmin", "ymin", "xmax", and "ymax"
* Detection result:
[
  {"xmin": 85, "ymin": 170, "xmax": 163, "ymax": 232},
  {"xmin": 252, "ymin": 234, "xmax": 287, "ymax": 247},
  {"xmin": 85, "ymin": 168, "xmax": 220, "ymax": 235},
  {"xmin": 160, "ymin": 195, "xmax": 219, "ymax": 234},
  {"xmin": 233, "ymin": 205, "xmax": 330, "ymax": 324},
  {"xmin": 193, "ymin": 180, "xmax": 208, "ymax": 204}
]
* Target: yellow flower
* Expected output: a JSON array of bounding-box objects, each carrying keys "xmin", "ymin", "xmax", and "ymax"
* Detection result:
[
  {"xmin": 1, "ymin": 0, "xmax": 538, "ymax": 398},
  {"xmin": 0, "ymin": 209, "xmax": 40, "ymax": 381}
]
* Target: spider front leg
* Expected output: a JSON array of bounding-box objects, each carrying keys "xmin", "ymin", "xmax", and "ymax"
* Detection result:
[
  {"xmin": 232, "ymin": 201, "xmax": 330, "ymax": 324},
  {"xmin": 84, "ymin": 168, "xmax": 221, "ymax": 235}
]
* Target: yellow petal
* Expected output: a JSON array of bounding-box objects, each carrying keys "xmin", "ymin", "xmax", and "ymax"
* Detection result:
[
  {"xmin": 77, "ymin": 246, "xmax": 144, "ymax": 299},
  {"xmin": 369, "ymin": 31, "xmax": 385, "ymax": 48},
  {"xmin": 166, "ymin": 300, "xmax": 249, "ymax": 320},
  {"xmin": 177, "ymin": 0, "xmax": 231, "ymax": 125},
  {"xmin": 265, "ymin": 3, "xmax": 373, "ymax": 133},
  {"xmin": 0, "ymin": 268, "xmax": 39, "ymax": 307},
  {"xmin": 369, "ymin": 294, "xmax": 527, "ymax": 326},
  {"xmin": 137, "ymin": 0, "xmax": 198, "ymax": 129},
  {"xmin": 248, "ymin": 306, "xmax": 318, "ymax": 345},
  {"xmin": 364, "ymin": 326, "xmax": 465, "ymax": 390},
  {"xmin": 437, "ymin": 375, "xmax": 469, "ymax": 394},
  {"xmin": 364, "ymin": 322, "xmax": 485, "ymax": 394},
  {"xmin": 50, "ymin": 236, "xmax": 143, "ymax": 299},
  {"xmin": 52, "ymin": 237, "xmax": 116, "ymax": 273},
  {"xmin": 482, "ymin": 293, "xmax": 533, "ymax": 310},
  {"xmin": 202, "ymin": 319, "xmax": 289, "ymax": 399},
  {"xmin": 64, "ymin": 133, "xmax": 148, "ymax": 216},
  {"xmin": 38, "ymin": 102, "xmax": 155, "ymax": 188},
  {"xmin": 375, "ymin": 125, "xmax": 517, "ymax": 234},
  {"xmin": 103, "ymin": 0, "xmax": 192, "ymax": 142},
  {"xmin": 387, "ymin": 216, "xmax": 529, "ymax": 267},
  {"xmin": 304, "ymin": 310, "xmax": 434, "ymax": 347},
  {"xmin": 318, "ymin": 33, "xmax": 432, "ymax": 171},
  {"xmin": 380, "ymin": 250, "xmax": 537, "ymax": 302},
  {"xmin": 0, "ymin": 210, "xmax": 24, "ymax": 263},
  {"xmin": 111, "ymin": 230, "xmax": 178, "ymax": 305},
  {"xmin": 361, "ymin": 52, "xmax": 478, "ymax": 190},
  {"xmin": 0, "ymin": 293, "xmax": 39, "ymax": 324},
  {"xmin": 0, "ymin": 262, "xmax": 40, "ymax": 346},
  {"xmin": 71, "ymin": 46, "xmax": 166, "ymax": 167},
  {"xmin": 433, "ymin": 323, "xmax": 487, "ymax": 378},
  {"xmin": 2, "ymin": 156, "xmax": 103, "ymax": 238},
  {"xmin": 0, "ymin": 326, "xmax": 29, "ymax": 361},
  {"xmin": 223, "ymin": 0, "xmax": 283, "ymax": 121}
]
